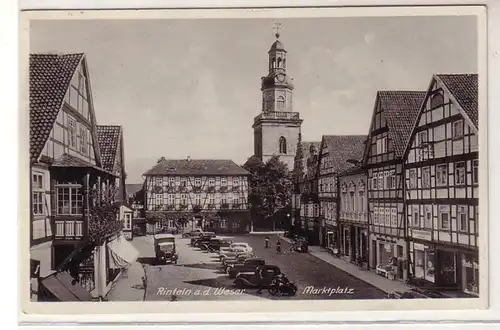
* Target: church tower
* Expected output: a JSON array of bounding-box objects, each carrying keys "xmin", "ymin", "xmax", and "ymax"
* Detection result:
[{"xmin": 252, "ymin": 27, "xmax": 303, "ymax": 171}]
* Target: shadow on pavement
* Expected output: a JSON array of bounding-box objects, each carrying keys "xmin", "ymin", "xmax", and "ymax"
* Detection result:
[
  {"xmin": 137, "ymin": 257, "xmax": 157, "ymax": 265},
  {"xmin": 175, "ymin": 263, "xmax": 221, "ymax": 271}
]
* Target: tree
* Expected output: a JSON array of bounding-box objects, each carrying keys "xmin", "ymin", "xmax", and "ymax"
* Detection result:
[{"xmin": 243, "ymin": 155, "xmax": 292, "ymax": 231}]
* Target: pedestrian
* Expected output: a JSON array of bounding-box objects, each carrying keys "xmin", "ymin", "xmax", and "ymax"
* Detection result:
[
  {"xmin": 256, "ymin": 265, "xmax": 265, "ymax": 294},
  {"xmin": 265, "ymin": 236, "xmax": 270, "ymax": 248},
  {"xmin": 276, "ymin": 240, "xmax": 282, "ymax": 254}
]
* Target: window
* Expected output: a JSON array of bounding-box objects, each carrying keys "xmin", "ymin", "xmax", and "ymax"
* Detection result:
[
  {"xmin": 180, "ymin": 194, "xmax": 187, "ymax": 205},
  {"xmin": 378, "ymin": 172, "xmax": 383, "ymax": 190},
  {"xmin": 452, "ymin": 120, "xmax": 464, "ymax": 139},
  {"xmin": 168, "ymin": 194, "xmax": 175, "ymax": 205},
  {"xmin": 376, "ymin": 137, "xmax": 388, "ymax": 154},
  {"xmin": 124, "ymin": 214, "xmax": 132, "ymax": 229},
  {"xmin": 373, "ymin": 207, "xmax": 378, "ymax": 225},
  {"xmin": 313, "ymin": 204, "xmax": 319, "ymax": 217},
  {"xmin": 455, "ymin": 162, "xmax": 466, "ymax": 185},
  {"xmin": 436, "ymin": 164, "xmax": 448, "ymax": 186},
  {"xmin": 439, "ymin": 206, "xmax": 450, "ymax": 229},
  {"xmin": 391, "ymin": 208, "xmax": 397, "ymax": 227},
  {"xmin": 277, "ymin": 96, "xmax": 285, "ymax": 109},
  {"xmin": 32, "ymin": 173, "xmax": 44, "ymax": 216},
  {"xmin": 221, "ymin": 194, "xmax": 227, "ymax": 205},
  {"xmin": 458, "ymin": 206, "xmax": 468, "ymax": 232},
  {"xmin": 233, "ymin": 177, "xmax": 239, "ymax": 186},
  {"xmin": 414, "ymin": 248, "xmax": 435, "ymax": 283},
  {"xmin": 221, "ymin": 178, "xmax": 227, "ymax": 186},
  {"xmin": 372, "ymin": 176, "xmax": 377, "ymax": 190},
  {"xmin": 209, "ymin": 194, "xmax": 215, "ymax": 205},
  {"xmin": 385, "ymin": 208, "xmax": 391, "ymax": 226},
  {"xmin": 430, "ymin": 92, "xmax": 444, "ymax": 108},
  {"xmin": 359, "ymin": 191, "xmax": 364, "ymax": 213},
  {"xmin": 180, "ymin": 178, "xmax": 187, "ymax": 187},
  {"xmin": 195, "ymin": 194, "xmax": 201, "ymax": 205},
  {"xmin": 168, "ymin": 177, "xmax": 175, "ymax": 186},
  {"xmin": 418, "ymin": 131, "xmax": 428, "ymax": 147},
  {"xmin": 220, "ymin": 219, "xmax": 228, "ymax": 229},
  {"xmin": 56, "ymin": 184, "xmax": 83, "ymax": 215},
  {"xmin": 79, "ymin": 125, "xmax": 88, "ymax": 155},
  {"xmin": 279, "ymin": 136, "xmax": 287, "ymax": 154},
  {"xmin": 155, "ymin": 177, "xmax": 162, "ymax": 186},
  {"xmin": 194, "ymin": 178, "xmax": 202, "ymax": 187},
  {"xmin": 425, "ymin": 207, "xmax": 432, "ymax": 229},
  {"xmin": 409, "ymin": 169, "xmax": 417, "ymax": 188},
  {"xmin": 413, "ymin": 208, "xmax": 420, "ymax": 227},
  {"xmin": 349, "ymin": 192, "xmax": 355, "ymax": 212},
  {"xmin": 68, "ymin": 116, "xmax": 77, "ymax": 148},
  {"xmin": 422, "ymin": 167, "xmax": 431, "ymax": 188},
  {"xmin": 472, "ymin": 160, "xmax": 478, "ymax": 184},
  {"xmin": 209, "ymin": 177, "xmax": 215, "ymax": 186}
]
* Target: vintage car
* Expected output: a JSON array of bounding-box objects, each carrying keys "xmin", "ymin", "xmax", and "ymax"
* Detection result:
[
  {"xmin": 225, "ymin": 258, "xmax": 266, "ymax": 278},
  {"xmin": 233, "ymin": 265, "xmax": 282, "ymax": 289},
  {"xmin": 204, "ymin": 238, "xmax": 232, "ymax": 252},
  {"xmin": 218, "ymin": 243, "xmax": 253, "ymax": 260},
  {"xmin": 191, "ymin": 232, "xmax": 216, "ymax": 246},
  {"xmin": 182, "ymin": 229, "xmax": 204, "ymax": 238},
  {"xmin": 153, "ymin": 233, "xmax": 178, "ymax": 264},
  {"xmin": 220, "ymin": 249, "xmax": 255, "ymax": 263}
]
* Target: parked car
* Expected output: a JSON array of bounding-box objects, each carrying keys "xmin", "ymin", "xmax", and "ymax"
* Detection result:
[
  {"xmin": 226, "ymin": 258, "xmax": 266, "ymax": 278},
  {"xmin": 205, "ymin": 238, "xmax": 232, "ymax": 252},
  {"xmin": 233, "ymin": 265, "xmax": 282, "ymax": 289},
  {"xmin": 221, "ymin": 254, "xmax": 248, "ymax": 269},
  {"xmin": 191, "ymin": 232, "xmax": 216, "ymax": 246},
  {"xmin": 182, "ymin": 229, "xmax": 204, "ymax": 238},
  {"xmin": 220, "ymin": 248, "xmax": 254, "ymax": 262},
  {"xmin": 219, "ymin": 243, "xmax": 252, "ymax": 260}
]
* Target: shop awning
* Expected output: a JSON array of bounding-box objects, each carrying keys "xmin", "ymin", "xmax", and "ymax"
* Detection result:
[
  {"xmin": 107, "ymin": 235, "xmax": 140, "ymax": 269},
  {"xmin": 39, "ymin": 271, "xmax": 93, "ymax": 301}
]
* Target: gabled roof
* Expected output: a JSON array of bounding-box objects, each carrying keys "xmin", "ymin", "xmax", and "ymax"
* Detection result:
[
  {"xmin": 436, "ymin": 74, "xmax": 478, "ymax": 129},
  {"xmin": 96, "ymin": 125, "xmax": 122, "ymax": 172},
  {"xmin": 29, "ymin": 53, "xmax": 84, "ymax": 162},
  {"xmin": 321, "ymin": 135, "xmax": 367, "ymax": 173},
  {"xmin": 369, "ymin": 91, "xmax": 426, "ymax": 159},
  {"xmin": 143, "ymin": 158, "xmax": 250, "ymax": 176}
]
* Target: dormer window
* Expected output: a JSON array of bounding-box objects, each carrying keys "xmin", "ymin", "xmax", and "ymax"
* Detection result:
[{"xmin": 430, "ymin": 92, "xmax": 444, "ymax": 109}]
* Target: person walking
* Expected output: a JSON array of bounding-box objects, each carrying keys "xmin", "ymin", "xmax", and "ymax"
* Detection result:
[
  {"xmin": 276, "ymin": 240, "xmax": 282, "ymax": 255},
  {"xmin": 265, "ymin": 236, "xmax": 270, "ymax": 248},
  {"xmin": 256, "ymin": 265, "xmax": 265, "ymax": 294}
]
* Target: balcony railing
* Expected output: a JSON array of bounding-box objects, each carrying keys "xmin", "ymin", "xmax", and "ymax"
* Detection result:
[
  {"xmin": 55, "ymin": 220, "xmax": 84, "ymax": 239},
  {"xmin": 254, "ymin": 111, "xmax": 300, "ymax": 122}
]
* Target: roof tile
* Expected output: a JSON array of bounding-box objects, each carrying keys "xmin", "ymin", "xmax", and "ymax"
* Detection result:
[
  {"xmin": 143, "ymin": 159, "xmax": 250, "ymax": 176},
  {"xmin": 96, "ymin": 125, "xmax": 122, "ymax": 172},
  {"xmin": 29, "ymin": 53, "xmax": 84, "ymax": 162},
  {"xmin": 437, "ymin": 74, "xmax": 478, "ymax": 128},
  {"xmin": 322, "ymin": 135, "xmax": 367, "ymax": 173}
]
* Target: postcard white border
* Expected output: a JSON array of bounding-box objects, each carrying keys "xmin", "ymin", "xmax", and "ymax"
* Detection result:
[{"xmin": 17, "ymin": 4, "xmax": 492, "ymax": 325}]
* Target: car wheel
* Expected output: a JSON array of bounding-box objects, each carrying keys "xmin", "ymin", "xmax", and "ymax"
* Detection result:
[
  {"xmin": 268, "ymin": 285, "xmax": 278, "ymax": 296},
  {"xmin": 234, "ymin": 279, "xmax": 244, "ymax": 289}
]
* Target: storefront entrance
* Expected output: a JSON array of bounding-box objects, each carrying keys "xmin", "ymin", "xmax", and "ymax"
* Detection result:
[{"xmin": 460, "ymin": 252, "xmax": 479, "ymax": 295}]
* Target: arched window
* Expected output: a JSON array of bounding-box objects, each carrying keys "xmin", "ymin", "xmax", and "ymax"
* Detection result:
[
  {"xmin": 277, "ymin": 58, "xmax": 282, "ymax": 68},
  {"xmin": 283, "ymin": 59, "xmax": 286, "ymax": 68},
  {"xmin": 430, "ymin": 92, "xmax": 444, "ymax": 109},
  {"xmin": 272, "ymin": 57, "xmax": 276, "ymax": 68},
  {"xmin": 279, "ymin": 136, "xmax": 287, "ymax": 154},
  {"xmin": 277, "ymin": 96, "xmax": 285, "ymax": 109}
]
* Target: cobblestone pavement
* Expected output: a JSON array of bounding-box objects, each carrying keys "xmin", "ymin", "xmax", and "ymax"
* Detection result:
[{"xmin": 139, "ymin": 233, "xmax": 387, "ymax": 301}]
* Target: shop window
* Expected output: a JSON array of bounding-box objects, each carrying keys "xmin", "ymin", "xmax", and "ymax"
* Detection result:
[
  {"xmin": 461, "ymin": 254, "xmax": 479, "ymax": 295},
  {"xmin": 440, "ymin": 250, "xmax": 457, "ymax": 285},
  {"xmin": 414, "ymin": 248, "xmax": 435, "ymax": 283}
]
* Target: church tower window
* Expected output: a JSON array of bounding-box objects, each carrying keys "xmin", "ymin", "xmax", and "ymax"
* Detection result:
[
  {"xmin": 279, "ymin": 136, "xmax": 287, "ymax": 154},
  {"xmin": 277, "ymin": 96, "xmax": 285, "ymax": 109}
]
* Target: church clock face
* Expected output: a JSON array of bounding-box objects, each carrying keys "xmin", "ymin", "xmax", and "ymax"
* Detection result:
[{"xmin": 276, "ymin": 74, "xmax": 285, "ymax": 83}]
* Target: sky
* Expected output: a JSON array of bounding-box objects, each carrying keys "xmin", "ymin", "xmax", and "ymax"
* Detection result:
[{"xmin": 30, "ymin": 16, "xmax": 478, "ymax": 183}]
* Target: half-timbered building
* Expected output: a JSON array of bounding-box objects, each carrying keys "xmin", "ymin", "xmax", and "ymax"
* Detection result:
[
  {"xmin": 363, "ymin": 91, "xmax": 426, "ymax": 281},
  {"xmin": 317, "ymin": 135, "xmax": 367, "ymax": 250},
  {"xmin": 338, "ymin": 162, "xmax": 369, "ymax": 269},
  {"xmin": 403, "ymin": 74, "xmax": 479, "ymax": 295},
  {"xmin": 143, "ymin": 158, "xmax": 251, "ymax": 234},
  {"xmin": 291, "ymin": 140, "xmax": 321, "ymax": 242},
  {"xmin": 29, "ymin": 53, "xmax": 137, "ymax": 301}
]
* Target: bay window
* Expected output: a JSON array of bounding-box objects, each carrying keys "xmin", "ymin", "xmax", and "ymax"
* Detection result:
[{"xmin": 56, "ymin": 183, "xmax": 83, "ymax": 215}]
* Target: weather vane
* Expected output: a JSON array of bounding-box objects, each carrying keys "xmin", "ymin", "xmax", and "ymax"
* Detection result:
[{"xmin": 273, "ymin": 21, "xmax": 282, "ymax": 39}]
